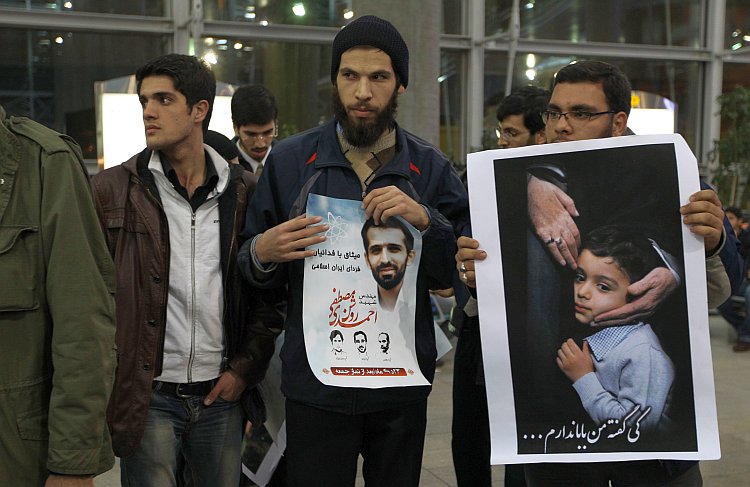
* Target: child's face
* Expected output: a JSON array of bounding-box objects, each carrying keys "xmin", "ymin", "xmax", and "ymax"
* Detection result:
[{"xmin": 574, "ymin": 249, "xmax": 631, "ymax": 324}]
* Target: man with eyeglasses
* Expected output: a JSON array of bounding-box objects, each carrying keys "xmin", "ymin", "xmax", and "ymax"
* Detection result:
[
  {"xmin": 456, "ymin": 60, "xmax": 742, "ymax": 486},
  {"xmin": 231, "ymin": 84, "xmax": 278, "ymax": 174},
  {"xmin": 452, "ymin": 85, "xmax": 549, "ymax": 487},
  {"xmin": 495, "ymin": 86, "xmax": 550, "ymax": 149}
]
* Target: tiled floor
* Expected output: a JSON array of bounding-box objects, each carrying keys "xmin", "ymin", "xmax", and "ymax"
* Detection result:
[{"xmin": 96, "ymin": 314, "xmax": 750, "ymax": 486}]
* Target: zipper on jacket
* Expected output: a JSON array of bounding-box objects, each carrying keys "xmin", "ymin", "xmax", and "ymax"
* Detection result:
[{"xmin": 187, "ymin": 211, "xmax": 197, "ymax": 382}]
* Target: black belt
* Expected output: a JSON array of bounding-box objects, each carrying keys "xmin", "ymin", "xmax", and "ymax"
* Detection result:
[{"xmin": 153, "ymin": 378, "xmax": 218, "ymax": 398}]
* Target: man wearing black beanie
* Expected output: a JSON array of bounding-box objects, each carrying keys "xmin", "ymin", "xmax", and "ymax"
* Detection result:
[{"xmin": 239, "ymin": 14, "xmax": 469, "ymax": 487}]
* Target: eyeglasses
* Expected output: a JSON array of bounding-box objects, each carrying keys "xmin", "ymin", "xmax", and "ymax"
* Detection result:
[
  {"xmin": 241, "ymin": 125, "xmax": 278, "ymax": 141},
  {"xmin": 495, "ymin": 127, "xmax": 529, "ymax": 140},
  {"xmin": 541, "ymin": 110, "xmax": 616, "ymax": 126}
]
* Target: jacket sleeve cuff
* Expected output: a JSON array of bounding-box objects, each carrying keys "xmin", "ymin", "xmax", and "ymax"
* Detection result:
[{"xmin": 250, "ymin": 235, "xmax": 277, "ymax": 280}]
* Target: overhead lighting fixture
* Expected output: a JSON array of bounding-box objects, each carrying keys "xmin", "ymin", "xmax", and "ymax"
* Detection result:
[
  {"xmin": 234, "ymin": 42, "xmax": 243, "ymax": 50},
  {"xmin": 203, "ymin": 51, "xmax": 218, "ymax": 65},
  {"xmin": 63, "ymin": 1, "xmax": 73, "ymax": 8},
  {"xmin": 292, "ymin": 3, "xmax": 306, "ymax": 17},
  {"xmin": 343, "ymin": 9, "xmax": 354, "ymax": 20},
  {"xmin": 526, "ymin": 53, "xmax": 536, "ymax": 68},
  {"xmin": 260, "ymin": 20, "xmax": 269, "ymax": 26},
  {"xmin": 54, "ymin": 36, "xmax": 64, "ymax": 44},
  {"xmin": 525, "ymin": 68, "xmax": 536, "ymax": 80}
]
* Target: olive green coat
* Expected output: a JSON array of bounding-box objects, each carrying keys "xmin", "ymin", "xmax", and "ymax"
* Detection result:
[{"xmin": 0, "ymin": 105, "xmax": 116, "ymax": 485}]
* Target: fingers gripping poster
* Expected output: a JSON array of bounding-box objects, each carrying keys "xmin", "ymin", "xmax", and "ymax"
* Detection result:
[
  {"xmin": 468, "ymin": 135, "xmax": 720, "ymax": 464},
  {"xmin": 303, "ymin": 194, "xmax": 429, "ymax": 388}
]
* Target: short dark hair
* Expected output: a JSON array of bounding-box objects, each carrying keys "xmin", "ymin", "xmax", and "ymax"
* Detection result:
[
  {"xmin": 496, "ymin": 86, "xmax": 550, "ymax": 134},
  {"xmin": 330, "ymin": 329, "xmax": 343, "ymax": 342},
  {"xmin": 582, "ymin": 225, "xmax": 663, "ymax": 284},
  {"xmin": 725, "ymin": 206, "xmax": 744, "ymax": 221},
  {"xmin": 554, "ymin": 60, "xmax": 632, "ymax": 116},
  {"xmin": 353, "ymin": 330, "xmax": 367, "ymax": 341},
  {"xmin": 136, "ymin": 54, "xmax": 216, "ymax": 133},
  {"xmin": 361, "ymin": 218, "xmax": 414, "ymax": 253},
  {"xmin": 231, "ymin": 84, "xmax": 278, "ymax": 127}
]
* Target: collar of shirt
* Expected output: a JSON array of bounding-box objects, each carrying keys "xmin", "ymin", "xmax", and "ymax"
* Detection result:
[
  {"xmin": 586, "ymin": 323, "xmax": 644, "ymax": 361},
  {"xmin": 157, "ymin": 150, "xmax": 219, "ymax": 212},
  {"xmin": 236, "ymin": 140, "xmax": 271, "ymax": 173}
]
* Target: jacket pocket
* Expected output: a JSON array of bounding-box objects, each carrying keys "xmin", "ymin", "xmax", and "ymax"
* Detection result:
[
  {"xmin": 16, "ymin": 406, "xmax": 49, "ymax": 442},
  {"xmin": 0, "ymin": 225, "xmax": 40, "ymax": 312}
]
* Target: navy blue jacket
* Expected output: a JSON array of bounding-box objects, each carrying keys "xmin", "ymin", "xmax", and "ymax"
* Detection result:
[{"xmin": 239, "ymin": 120, "xmax": 469, "ymax": 414}]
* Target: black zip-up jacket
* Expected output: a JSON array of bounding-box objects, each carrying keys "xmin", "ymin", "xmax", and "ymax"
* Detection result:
[{"xmin": 239, "ymin": 120, "xmax": 469, "ymax": 414}]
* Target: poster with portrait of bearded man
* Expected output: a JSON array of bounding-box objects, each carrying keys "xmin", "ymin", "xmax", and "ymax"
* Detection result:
[{"xmin": 302, "ymin": 193, "xmax": 428, "ymax": 388}]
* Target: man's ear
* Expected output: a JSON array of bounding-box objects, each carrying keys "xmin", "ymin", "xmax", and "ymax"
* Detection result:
[
  {"xmin": 534, "ymin": 130, "xmax": 547, "ymax": 145},
  {"xmin": 233, "ymin": 123, "xmax": 240, "ymax": 136},
  {"xmin": 397, "ymin": 84, "xmax": 405, "ymax": 95},
  {"xmin": 407, "ymin": 250, "xmax": 416, "ymax": 264},
  {"xmin": 192, "ymin": 100, "xmax": 210, "ymax": 124},
  {"xmin": 611, "ymin": 112, "xmax": 628, "ymax": 137}
]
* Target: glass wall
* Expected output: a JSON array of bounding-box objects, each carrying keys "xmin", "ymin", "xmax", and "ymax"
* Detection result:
[
  {"xmin": 486, "ymin": 0, "xmax": 704, "ymax": 47},
  {"xmin": 0, "ymin": 0, "xmax": 165, "ymax": 15},
  {"xmin": 726, "ymin": 0, "xmax": 750, "ymax": 50},
  {"xmin": 204, "ymin": 37, "xmax": 332, "ymax": 137},
  {"xmin": 483, "ymin": 51, "xmax": 510, "ymax": 149},
  {"xmin": 0, "ymin": 2, "xmax": 747, "ymax": 174},
  {"xmin": 494, "ymin": 53, "xmax": 702, "ymax": 149},
  {"xmin": 716, "ymin": 62, "xmax": 750, "ymax": 206},
  {"xmin": 0, "ymin": 27, "xmax": 168, "ymax": 158},
  {"xmin": 204, "ymin": 0, "xmax": 353, "ymax": 26},
  {"xmin": 439, "ymin": 49, "xmax": 465, "ymax": 164},
  {"xmin": 442, "ymin": 0, "xmax": 464, "ymax": 35}
]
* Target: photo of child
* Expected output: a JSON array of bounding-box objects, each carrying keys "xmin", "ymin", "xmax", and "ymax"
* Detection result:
[{"xmin": 556, "ymin": 225, "xmax": 675, "ymax": 434}]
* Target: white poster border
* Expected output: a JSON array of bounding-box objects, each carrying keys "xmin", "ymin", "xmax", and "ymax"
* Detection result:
[{"xmin": 468, "ymin": 134, "xmax": 719, "ymax": 464}]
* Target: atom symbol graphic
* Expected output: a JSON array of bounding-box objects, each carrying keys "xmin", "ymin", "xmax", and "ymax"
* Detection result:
[{"xmin": 325, "ymin": 211, "xmax": 349, "ymax": 243}]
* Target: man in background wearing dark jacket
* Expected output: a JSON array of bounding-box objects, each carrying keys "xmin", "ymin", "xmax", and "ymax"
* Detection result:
[{"xmin": 239, "ymin": 15, "xmax": 468, "ymax": 487}]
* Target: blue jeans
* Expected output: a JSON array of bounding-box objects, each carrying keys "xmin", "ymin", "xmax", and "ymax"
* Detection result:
[{"xmin": 120, "ymin": 388, "xmax": 242, "ymax": 487}]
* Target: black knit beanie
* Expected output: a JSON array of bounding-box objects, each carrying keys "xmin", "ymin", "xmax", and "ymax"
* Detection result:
[{"xmin": 330, "ymin": 15, "xmax": 409, "ymax": 88}]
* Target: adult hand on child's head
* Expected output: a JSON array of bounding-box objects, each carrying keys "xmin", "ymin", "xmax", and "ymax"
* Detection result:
[
  {"xmin": 456, "ymin": 236, "xmax": 486, "ymax": 288},
  {"xmin": 556, "ymin": 339, "xmax": 593, "ymax": 382},
  {"xmin": 592, "ymin": 267, "xmax": 677, "ymax": 327},
  {"xmin": 680, "ymin": 189, "xmax": 725, "ymax": 255}
]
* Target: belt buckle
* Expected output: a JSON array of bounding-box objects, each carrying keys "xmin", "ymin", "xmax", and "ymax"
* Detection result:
[{"xmin": 175, "ymin": 383, "xmax": 193, "ymax": 398}]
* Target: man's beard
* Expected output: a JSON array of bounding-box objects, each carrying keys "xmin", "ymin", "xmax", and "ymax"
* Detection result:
[
  {"xmin": 372, "ymin": 263, "xmax": 406, "ymax": 290},
  {"xmin": 332, "ymin": 86, "xmax": 399, "ymax": 147}
]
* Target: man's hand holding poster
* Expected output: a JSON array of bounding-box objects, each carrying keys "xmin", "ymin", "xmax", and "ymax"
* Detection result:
[
  {"xmin": 468, "ymin": 134, "xmax": 720, "ymax": 463},
  {"xmin": 303, "ymin": 194, "xmax": 429, "ymax": 387}
]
